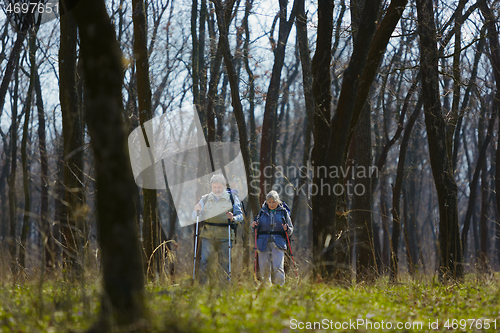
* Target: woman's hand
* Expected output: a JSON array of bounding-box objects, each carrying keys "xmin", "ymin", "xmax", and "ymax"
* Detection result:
[
  {"xmin": 251, "ymin": 221, "xmax": 259, "ymax": 228},
  {"xmin": 282, "ymin": 224, "xmax": 288, "ymax": 231}
]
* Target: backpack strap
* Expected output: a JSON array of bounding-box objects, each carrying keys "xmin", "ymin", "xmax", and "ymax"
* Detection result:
[
  {"xmin": 202, "ymin": 194, "xmax": 209, "ymax": 205},
  {"xmin": 226, "ymin": 188, "xmax": 238, "ymax": 243},
  {"xmin": 227, "ymin": 188, "xmax": 235, "ymax": 206}
]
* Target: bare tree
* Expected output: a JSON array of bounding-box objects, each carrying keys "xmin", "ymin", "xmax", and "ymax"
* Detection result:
[
  {"xmin": 259, "ymin": 0, "xmax": 297, "ymax": 202},
  {"xmin": 8, "ymin": 58, "xmax": 20, "ymax": 274},
  {"xmin": 19, "ymin": 29, "xmax": 36, "ymax": 271},
  {"xmin": 416, "ymin": 0, "xmax": 463, "ymax": 280},
  {"xmin": 72, "ymin": 0, "xmax": 147, "ymax": 330},
  {"xmin": 132, "ymin": 0, "xmax": 162, "ymax": 280},
  {"xmin": 60, "ymin": 1, "xmax": 85, "ymax": 277}
]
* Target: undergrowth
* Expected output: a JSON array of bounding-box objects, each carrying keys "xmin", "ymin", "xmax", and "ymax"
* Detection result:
[{"xmin": 1, "ymin": 273, "xmax": 499, "ymax": 332}]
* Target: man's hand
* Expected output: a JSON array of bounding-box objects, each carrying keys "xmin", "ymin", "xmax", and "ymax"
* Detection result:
[
  {"xmin": 251, "ymin": 221, "xmax": 258, "ymax": 228},
  {"xmin": 282, "ymin": 224, "xmax": 288, "ymax": 231},
  {"xmin": 194, "ymin": 203, "xmax": 201, "ymax": 215},
  {"xmin": 226, "ymin": 211, "xmax": 234, "ymax": 221}
]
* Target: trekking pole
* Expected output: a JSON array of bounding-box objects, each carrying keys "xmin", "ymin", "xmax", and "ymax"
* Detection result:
[
  {"xmin": 253, "ymin": 215, "xmax": 258, "ymax": 280},
  {"xmin": 193, "ymin": 213, "xmax": 200, "ymax": 280},
  {"xmin": 228, "ymin": 216, "xmax": 232, "ymax": 281},
  {"xmin": 283, "ymin": 218, "xmax": 298, "ymax": 278}
]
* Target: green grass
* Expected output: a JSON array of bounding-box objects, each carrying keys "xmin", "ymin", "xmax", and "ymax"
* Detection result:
[{"xmin": 1, "ymin": 274, "xmax": 500, "ymax": 332}]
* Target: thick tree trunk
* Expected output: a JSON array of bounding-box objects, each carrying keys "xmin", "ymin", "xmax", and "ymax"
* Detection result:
[
  {"xmin": 73, "ymin": 0, "xmax": 147, "ymax": 330},
  {"xmin": 132, "ymin": 0, "xmax": 161, "ymax": 280},
  {"xmin": 416, "ymin": 0, "xmax": 463, "ymax": 280},
  {"xmin": 310, "ymin": 0, "xmax": 334, "ymax": 279},
  {"xmin": 346, "ymin": 0, "xmax": 409, "ymax": 150},
  {"xmin": 60, "ymin": 4, "xmax": 85, "ymax": 277},
  {"xmin": 477, "ymin": 0, "xmax": 500, "ymax": 245},
  {"xmin": 354, "ymin": 103, "xmax": 375, "ymax": 282}
]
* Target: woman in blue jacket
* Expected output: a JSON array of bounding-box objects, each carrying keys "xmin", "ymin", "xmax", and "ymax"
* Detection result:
[{"xmin": 251, "ymin": 190, "xmax": 294, "ymax": 285}]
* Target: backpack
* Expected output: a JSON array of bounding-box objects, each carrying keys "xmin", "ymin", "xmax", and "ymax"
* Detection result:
[
  {"xmin": 256, "ymin": 200, "xmax": 291, "ymax": 224},
  {"xmin": 202, "ymin": 187, "xmax": 243, "ymax": 243}
]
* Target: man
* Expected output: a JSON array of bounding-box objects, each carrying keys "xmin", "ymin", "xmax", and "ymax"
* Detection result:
[{"xmin": 193, "ymin": 174, "xmax": 243, "ymax": 282}]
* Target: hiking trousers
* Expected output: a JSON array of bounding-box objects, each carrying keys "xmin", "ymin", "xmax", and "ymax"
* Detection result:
[
  {"xmin": 199, "ymin": 238, "xmax": 230, "ymax": 283},
  {"xmin": 258, "ymin": 241, "xmax": 285, "ymax": 285}
]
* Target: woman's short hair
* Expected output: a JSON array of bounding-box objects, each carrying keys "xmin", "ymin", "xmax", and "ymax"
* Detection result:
[
  {"xmin": 210, "ymin": 173, "xmax": 226, "ymax": 185},
  {"xmin": 266, "ymin": 190, "xmax": 281, "ymax": 204}
]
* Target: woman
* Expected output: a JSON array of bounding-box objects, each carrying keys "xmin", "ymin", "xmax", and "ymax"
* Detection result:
[{"xmin": 251, "ymin": 190, "xmax": 294, "ymax": 285}]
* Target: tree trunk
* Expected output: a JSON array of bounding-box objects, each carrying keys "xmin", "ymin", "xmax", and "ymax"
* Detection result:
[
  {"xmin": 445, "ymin": 0, "xmax": 466, "ymax": 162},
  {"xmin": 60, "ymin": 3, "xmax": 85, "ymax": 277},
  {"xmin": 243, "ymin": 0, "xmax": 257, "ymax": 166},
  {"xmin": 416, "ymin": 0, "xmax": 463, "ymax": 280},
  {"xmin": 460, "ymin": 107, "xmax": 495, "ymax": 259},
  {"xmin": 452, "ymin": 25, "xmax": 486, "ymax": 172},
  {"xmin": 259, "ymin": 0, "xmax": 297, "ymax": 202},
  {"xmin": 8, "ymin": 59, "xmax": 20, "ymax": 275},
  {"xmin": 477, "ymin": 0, "xmax": 500, "ymax": 246},
  {"xmin": 213, "ymin": 0, "xmax": 260, "ymax": 217},
  {"xmin": 19, "ymin": 30, "xmax": 36, "ymax": 271},
  {"xmin": 0, "ymin": 133, "xmax": 12, "ymax": 262},
  {"xmin": 34, "ymin": 44, "xmax": 50, "ymax": 272},
  {"xmin": 132, "ymin": 0, "xmax": 161, "ymax": 280},
  {"xmin": 479, "ymin": 154, "xmax": 489, "ymax": 272},
  {"xmin": 354, "ymin": 103, "xmax": 375, "ymax": 282},
  {"xmin": 73, "ymin": 0, "xmax": 147, "ymax": 329},
  {"xmin": 291, "ymin": 0, "xmax": 314, "ymax": 225},
  {"xmin": 380, "ymin": 176, "xmax": 391, "ymax": 273},
  {"xmin": 53, "ymin": 139, "xmax": 65, "ymax": 269},
  {"xmin": 405, "ymin": 150, "xmax": 420, "ymax": 273},
  {"xmin": 310, "ymin": 0, "xmax": 334, "ymax": 279},
  {"xmin": 313, "ymin": 0, "xmax": 406, "ymax": 280},
  {"xmin": 241, "ymin": 0, "xmax": 255, "ymax": 271},
  {"xmin": 390, "ymin": 97, "xmax": 422, "ymax": 282},
  {"xmin": 0, "ymin": 31, "xmax": 26, "ymax": 121}
]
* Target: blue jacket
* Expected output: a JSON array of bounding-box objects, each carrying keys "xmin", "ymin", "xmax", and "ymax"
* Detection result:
[{"xmin": 255, "ymin": 203, "xmax": 293, "ymax": 251}]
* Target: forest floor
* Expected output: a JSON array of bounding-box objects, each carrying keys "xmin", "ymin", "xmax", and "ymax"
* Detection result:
[{"xmin": 1, "ymin": 272, "xmax": 499, "ymax": 332}]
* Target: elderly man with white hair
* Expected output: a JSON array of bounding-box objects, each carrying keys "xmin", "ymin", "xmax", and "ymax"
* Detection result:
[{"xmin": 193, "ymin": 174, "xmax": 243, "ymax": 283}]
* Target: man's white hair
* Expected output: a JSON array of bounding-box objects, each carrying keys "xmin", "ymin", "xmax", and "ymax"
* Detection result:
[{"xmin": 210, "ymin": 173, "xmax": 227, "ymax": 185}]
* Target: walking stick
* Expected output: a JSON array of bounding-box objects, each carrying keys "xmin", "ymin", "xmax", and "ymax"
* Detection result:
[
  {"xmin": 193, "ymin": 213, "xmax": 200, "ymax": 280},
  {"xmin": 283, "ymin": 218, "xmax": 298, "ymax": 278},
  {"xmin": 228, "ymin": 216, "xmax": 232, "ymax": 281},
  {"xmin": 253, "ymin": 215, "xmax": 258, "ymax": 280}
]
